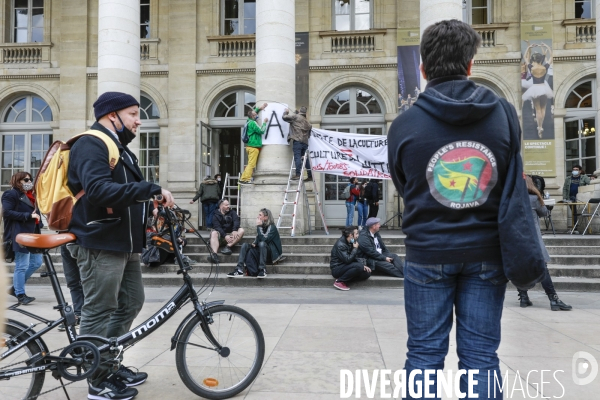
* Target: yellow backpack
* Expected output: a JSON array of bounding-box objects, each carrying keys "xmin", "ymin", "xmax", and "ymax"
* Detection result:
[{"xmin": 34, "ymin": 130, "xmax": 120, "ymax": 232}]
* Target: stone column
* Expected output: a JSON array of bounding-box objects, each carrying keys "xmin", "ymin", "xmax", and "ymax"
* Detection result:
[
  {"xmin": 595, "ymin": 6, "xmax": 600, "ymax": 178},
  {"xmin": 241, "ymin": 0, "xmax": 301, "ymax": 231},
  {"xmin": 254, "ymin": 0, "xmax": 296, "ymax": 181},
  {"xmin": 98, "ymin": 0, "xmax": 140, "ymax": 97},
  {"xmin": 97, "ymin": 0, "xmax": 141, "ymax": 154},
  {"xmin": 420, "ymin": 0, "xmax": 462, "ymax": 87}
]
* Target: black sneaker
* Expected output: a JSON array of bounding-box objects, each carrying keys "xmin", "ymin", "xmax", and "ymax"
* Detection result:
[
  {"xmin": 221, "ymin": 246, "xmax": 233, "ymax": 256},
  {"xmin": 257, "ymin": 270, "xmax": 267, "ymax": 279},
  {"xmin": 114, "ymin": 365, "xmax": 148, "ymax": 387},
  {"xmin": 290, "ymin": 175, "xmax": 300, "ymax": 181},
  {"xmin": 227, "ymin": 269, "xmax": 245, "ymax": 278},
  {"xmin": 17, "ymin": 294, "xmax": 35, "ymax": 305},
  {"xmin": 7, "ymin": 286, "xmax": 17, "ymax": 298},
  {"xmin": 88, "ymin": 375, "xmax": 138, "ymax": 399},
  {"xmin": 206, "ymin": 253, "xmax": 219, "ymax": 264}
]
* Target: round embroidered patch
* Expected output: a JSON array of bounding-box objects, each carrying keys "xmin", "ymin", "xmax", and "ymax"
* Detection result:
[{"xmin": 426, "ymin": 141, "xmax": 498, "ymax": 209}]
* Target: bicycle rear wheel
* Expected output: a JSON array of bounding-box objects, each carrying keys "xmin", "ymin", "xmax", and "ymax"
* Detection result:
[
  {"xmin": 175, "ymin": 305, "xmax": 265, "ymax": 399},
  {"xmin": 1, "ymin": 320, "xmax": 46, "ymax": 400}
]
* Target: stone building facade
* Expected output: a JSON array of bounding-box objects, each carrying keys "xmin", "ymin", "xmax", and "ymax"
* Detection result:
[{"xmin": 0, "ymin": 0, "xmax": 598, "ymax": 232}]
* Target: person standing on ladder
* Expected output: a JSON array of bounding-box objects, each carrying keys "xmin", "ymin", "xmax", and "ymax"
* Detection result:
[
  {"xmin": 283, "ymin": 106, "xmax": 313, "ymax": 181},
  {"xmin": 240, "ymin": 103, "xmax": 268, "ymax": 185}
]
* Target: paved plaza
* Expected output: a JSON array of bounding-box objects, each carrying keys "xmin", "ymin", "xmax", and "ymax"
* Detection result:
[{"xmin": 4, "ymin": 285, "xmax": 600, "ymax": 399}]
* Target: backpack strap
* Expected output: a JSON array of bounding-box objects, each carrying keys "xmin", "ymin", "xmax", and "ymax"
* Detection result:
[{"xmin": 68, "ymin": 130, "xmax": 120, "ymax": 170}]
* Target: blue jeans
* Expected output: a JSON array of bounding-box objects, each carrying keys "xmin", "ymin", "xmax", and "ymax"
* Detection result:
[
  {"xmin": 345, "ymin": 202, "xmax": 355, "ymax": 226},
  {"xmin": 203, "ymin": 201, "xmax": 218, "ymax": 228},
  {"xmin": 293, "ymin": 141, "xmax": 311, "ymax": 177},
  {"xmin": 404, "ymin": 261, "xmax": 508, "ymax": 399},
  {"xmin": 357, "ymin": 200, "xmax": 368, "ymax": 227},
  {"xmin": 13, "ymin": 251, "xmax": 42, "ymax": 296}
]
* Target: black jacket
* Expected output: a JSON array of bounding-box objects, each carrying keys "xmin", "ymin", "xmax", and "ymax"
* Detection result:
[
  {"xmin": 2, "ymin": 188, "xmax": 42, "ymax": 253},
  {"xmin": 388, "ymin": 76, "xmax": 510, "ymax": 264},
  {"xmin": 67, "ymin": 122, "xmax": 162, "ymax": 253},
  {"xmin": 212, "ymin": 209, "xmax": 240, "ymax": 238},
  {"xmin": 356, "ymin": 229, "xmax": 389, "ymax": 267},
  {"xmin": 330, "ymin": 236, "xmax": 358, "ymax": 270}
]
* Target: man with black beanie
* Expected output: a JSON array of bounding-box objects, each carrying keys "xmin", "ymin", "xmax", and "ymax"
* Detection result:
[
  {"xmin": 67, "ymin": 91, "xmax": 174, "ymax": 400},
  {"xmin": 388, "ymin": 20, "xmax": 515, "ymax": 398}
]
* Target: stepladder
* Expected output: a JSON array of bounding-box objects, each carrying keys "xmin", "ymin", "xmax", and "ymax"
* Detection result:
[
  {"xmin": 276, "ymin": 154, "xmax": 329, "ymax": 237},
  {"xmin": 222, "ymin": 172, "xmax": 241, "ymax": 215}
]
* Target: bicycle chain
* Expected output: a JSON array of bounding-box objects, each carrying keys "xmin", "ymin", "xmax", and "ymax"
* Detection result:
[{"xmin": 1, "ymin": 343, "xmax": 116, "ymax": 400}]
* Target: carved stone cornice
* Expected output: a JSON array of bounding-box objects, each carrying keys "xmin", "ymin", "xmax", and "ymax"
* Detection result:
[
  {"xmin": 309, "ymin": 63, "xmax": 397, "ymax": 71},
  {"xmin": 196, "ymin": 68, "xmax": 255, "ymax": 75},
  {"xmin": 0, "ymin": 74, "xmax": 59, "ymax": 80}
]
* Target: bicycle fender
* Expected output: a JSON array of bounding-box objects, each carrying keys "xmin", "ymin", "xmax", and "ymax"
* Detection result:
[{"xmin": 170, "ymin": 301, "xmax": 226, "ymax": 351}]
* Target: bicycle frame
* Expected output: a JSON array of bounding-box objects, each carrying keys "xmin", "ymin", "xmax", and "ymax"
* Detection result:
[{"xmin": 2, "ymin": 204, "xmax": 225, "ymax": 380}]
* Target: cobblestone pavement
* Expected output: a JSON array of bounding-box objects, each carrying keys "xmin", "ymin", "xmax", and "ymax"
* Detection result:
[{"xmin": 3, "ymin": 286, "xmax": 600, "ymax": 399}]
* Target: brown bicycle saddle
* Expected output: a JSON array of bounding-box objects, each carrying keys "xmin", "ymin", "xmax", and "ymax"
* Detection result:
[{"xmin": 16, "ymin": 233, "xmax": 76, "ymax": 250}]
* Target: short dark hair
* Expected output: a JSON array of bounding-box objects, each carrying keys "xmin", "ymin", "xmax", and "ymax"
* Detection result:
[
  {"xmin": 420, "ymin": 19, "xmax": 481, "ymax": 80},
  {"xmin": 340, "ymin": 226, "xmax": 358, "ymax": 238},
  {"xmin": 572, "ymin": 165, "xmax": 582, "ymax": 171}
]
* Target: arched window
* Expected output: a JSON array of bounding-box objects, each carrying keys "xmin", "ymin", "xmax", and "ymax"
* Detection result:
[
  {"xmin": 321, "ymin": 86, "xmax": 386, "ymax": 225},
  {"xmin": 212, "ymin": 90, "xmax": 256, "ymax": 120},
  {"xmin": 139, "ymin": 94, "xmax": 160, "ymax": 184},
  {"xmin": 325, "ymin": 88, "xmax": 382, "ymax": 115},
  {"xmin": 564, "ymin": 79, "xmax": 597, "ymax": 175},
  {"xmin": 0, "ymin": 95, "xmax": 53, "ymax": 190}
]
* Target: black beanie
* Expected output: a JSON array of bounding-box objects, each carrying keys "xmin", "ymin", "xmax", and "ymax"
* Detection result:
[{"xmin": 93, "ymin": 92, "xmax": 140, "ymax": 120}]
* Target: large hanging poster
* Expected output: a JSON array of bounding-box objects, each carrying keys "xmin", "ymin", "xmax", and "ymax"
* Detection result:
[
  {"xmin": 521, "ymin": 22, "xmax": 556, "ymax": 177},
  {"xmin": 397, "ymin": 28, "xmax": 421, "ymax": 114},
  {"xmin": 308, "ymin": 128, "xmax": 391, "ymax": 179}
]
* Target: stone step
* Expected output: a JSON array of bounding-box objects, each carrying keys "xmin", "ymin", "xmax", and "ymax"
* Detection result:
[
  {"xmin": 544, "ymin": 246, "xmax": 600, "ymax": 255},
  {"xmin": 8, "ymin": 263, "xmax": 600, "ymax": 278},
  {"xmin": 548, "ymin": 255, "xmax": 600, "ymax": 265},
  {"xmin": 18, "ymin": 273, "xmax": 600, "ymax": 292}
]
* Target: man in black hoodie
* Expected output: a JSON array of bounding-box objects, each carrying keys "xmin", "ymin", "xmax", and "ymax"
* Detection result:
[{"xmin": 388, "ymin": 20, "xmax": 513, "ymax": 398}]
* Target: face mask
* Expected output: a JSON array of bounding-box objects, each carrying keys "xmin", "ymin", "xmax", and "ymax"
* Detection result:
[
  {"xmin": 111, "ymin": 113, "xmax": 136, "ymax": 146},
  {"xmin": 349, "ymin": 238, "xmax": 355, "ymax": 244},
  {"xmin": 217, "ymin": 178, "xmax": 221, "ymax": 182},
  {"xmin": 572, "ymin": 171, "xmax": 580, "ymax": 177},
  {"xmin": 22, "ymin": 182, "xmax": 33, "ymax": 191}
]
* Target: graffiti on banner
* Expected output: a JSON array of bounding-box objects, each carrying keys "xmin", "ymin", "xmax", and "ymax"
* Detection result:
[{"xmin": 308, "ymin": 128, "xmax": 391, "ymax": 179}]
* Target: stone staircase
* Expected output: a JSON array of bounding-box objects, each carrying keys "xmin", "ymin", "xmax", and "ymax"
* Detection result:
[{"xmin": 9, "ymin": 232, "xmax": 600, "ymax": 292}]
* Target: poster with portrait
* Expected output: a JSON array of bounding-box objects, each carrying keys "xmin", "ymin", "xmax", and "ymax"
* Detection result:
[
  {"xmin": 521, "ymin": 22, "xmax": 556, "ymax": 177},
  {"xmin": 397, "ymin": 29, "xmax": 421, "ymax": 114}
]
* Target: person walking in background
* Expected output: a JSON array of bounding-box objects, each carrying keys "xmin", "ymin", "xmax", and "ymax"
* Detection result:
[
  {"xmin": 330, "ymin": 226, "xmax": 371, "ymax": 291},
  {"xmin": 366, "ymin": 179, "xmax": 380, "ymax": 218},
  {"xmin": 3, "ymin": 172, "xmax": 43, "ymax": 305},
  {"xmin": 518, "ymin": 176, "xmax": 572, "ymax": 311},
  {"xmin": 214, "ymin": 173, "xmax": 224, "ymax": 196},
  {"xmin": 343, "ymin": 178, "xmax": 360, "ymax": 226},
  {"xmin": 190, "ymin": 175, "xmax": 221, "ymax": 229},
  {"xmin": 240, "ymin": 103, "xmax": 268, "ymax": 184},
  {"xmin": 283, "ymin": 106, "xmax": 313, "ymax": 181},
  {"xmin": 356, "ymin": 180, "xmax": 369, "ymax": 229},
  {"xmin": 58, "ymin": 245, "xmax": 83, "ymax": 330}
]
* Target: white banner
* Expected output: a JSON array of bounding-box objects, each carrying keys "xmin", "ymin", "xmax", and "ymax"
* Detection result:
[
  {"xmin": 308, "ymin": 128, "xmax": 391, "ymax": 180},
  {"xmin": 259, "ymin": 102, "xmax": 290, "ymax": 145}
]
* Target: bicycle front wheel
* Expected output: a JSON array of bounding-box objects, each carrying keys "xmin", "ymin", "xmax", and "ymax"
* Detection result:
[
  {"xmin": 1, "ymin": 320, "xmax": 46, "ymax": 400},
  {"xmin": 175, "ymin": 305, "xmax": 265, "ymax": 399}
]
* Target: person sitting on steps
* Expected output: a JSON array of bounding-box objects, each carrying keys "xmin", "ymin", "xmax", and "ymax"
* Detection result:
[
  {"xmin": 227, "ymin": 208, "xmax": 284, "ymax": 278},
  {"xmin": 209, "ymin": 199, "xmax": 244, "ymax": 263},
  {"xmin": 330, "ymin": 226, "xmax": 371, "ymax": 291},
  {"xmin": 357, "ymin": 218, "xmax": 404, "ymax": 278}
]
